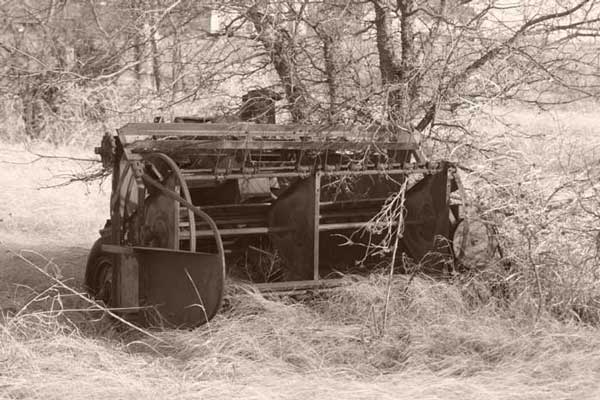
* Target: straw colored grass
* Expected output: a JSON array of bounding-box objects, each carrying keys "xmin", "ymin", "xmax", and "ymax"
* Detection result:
[{"xmin": 2, "ymin": 277, "xmax": 600, "ymax": 399}]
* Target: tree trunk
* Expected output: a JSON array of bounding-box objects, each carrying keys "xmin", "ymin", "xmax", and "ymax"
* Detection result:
[
  {"xmin": 398, "ymin": 0, "xmax": 418, "ymax": 123},
  {"xmin": 321, "ymin": 31, "xmax": 338, "ymax": 122},
  {"xmin": 47, "ymin": 0, "xmax": 57, "ymax": 22},
  {"xmin": 150, "ymin": 0, "xmax": 161, "ymax": 92},
  {"xmin": 150, "ymin": 28, "xmax": 161, "ymax": 92},
  {"xmin": 133, "ymin": 32, "xmax": 143, "ymax": 82},
  {"xmin": 372, "ymin": 0, "xmax": 419, "ymax": 126},
  {"xmin": 170, "ymin": 15, "xmax": 183, "ymax": 94},
  {"xmin": 245, "ymin": 6, "xmax": 310, "ymax": 123}
]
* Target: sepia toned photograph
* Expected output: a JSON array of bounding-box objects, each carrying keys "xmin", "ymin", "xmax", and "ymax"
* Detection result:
[{"xmin": 1, "ymin": 0, "xmax": 599, "ymax": 398}]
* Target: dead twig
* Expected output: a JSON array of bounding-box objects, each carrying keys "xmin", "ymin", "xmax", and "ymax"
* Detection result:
[
  {"xmin": 526, "ymin": 234, "xmax": 544, "ymax": 322},
  {"xmin": 381, "ymin": 192, "xmax": 406, "ymax": 335},
  {"xmin": 0, "ymin": 150, "xmax": 99, "ymax": 165},
  {"xmin": 1, "ymin": 244, "xmax": 163, "ymax": 342}
]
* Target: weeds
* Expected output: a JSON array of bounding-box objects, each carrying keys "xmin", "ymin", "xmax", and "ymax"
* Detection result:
[
  {"xmin": 1, "ymin": 97, "xmax": 600, "ymax": 398},
  {"xmin": 2, "ymin": 260, "xmax": 600, "ymax": 399},
  {"xmin": 431, "ymin": 105, "xmax": 600, "ymax": 326}
]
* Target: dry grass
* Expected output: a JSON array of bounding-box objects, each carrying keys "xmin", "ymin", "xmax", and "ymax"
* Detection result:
[
  {"xmin": 431, "ymin": 103, "xmax": 600, "ymax": 323},
  {"xmin": 2, "ymin": 277, "xmax": 600, "ymax": 399},
  {"xmin": 1, "ymin": 103, "xmax": 600, "ymax": 399}
]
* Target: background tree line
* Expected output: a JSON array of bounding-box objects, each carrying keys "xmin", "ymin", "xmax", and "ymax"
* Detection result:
[{"xmin": 0, "ymin": 0, "xmax": 599, "ymax": 145}]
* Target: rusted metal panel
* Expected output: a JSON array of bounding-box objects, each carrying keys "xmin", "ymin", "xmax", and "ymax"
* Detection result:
[
  {"xmin": 268, "ymin": 176, "xmax": 317, "ymax": 281},
  {"xmin": 105, "ymin": 245, "xmax": 224, "ymax": 328},
  {"xmin": 135, "ymin": 247, "xmax": 224, "ymax": 328},
  {"xmin": 400, "ymin": 165, "xmax": 453, "ymax": 271}
]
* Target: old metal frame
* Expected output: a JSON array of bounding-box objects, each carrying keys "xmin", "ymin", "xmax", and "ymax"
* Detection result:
[{"xmin": 96, "ymin": 122, "xmax": 463, "ymax": 326}]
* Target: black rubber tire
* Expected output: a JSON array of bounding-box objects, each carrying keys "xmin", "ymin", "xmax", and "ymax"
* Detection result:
[{"xmin": 84, "ymin": 238, "xmax": 113, "ymax": 305}]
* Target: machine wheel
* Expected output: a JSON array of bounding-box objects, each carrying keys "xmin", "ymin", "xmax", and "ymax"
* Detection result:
[
  {"xmin": 452, "ymin": 219, "xmax": 496, "ymax": 267},
  {"xmin": 448, "ymin": 169, "xmax": 501, "ymax": 269},
  {"xmin": 143, "ymin": 152, "xmax": 196, "ymax": 251},
  {"xmin": 84, "ymin": 238, "xmax": 113, "ymax": 305}
]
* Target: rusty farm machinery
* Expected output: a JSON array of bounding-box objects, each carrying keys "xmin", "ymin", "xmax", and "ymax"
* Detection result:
[{"xmin": 87, "ymin": 120, "xmax": 478, "ymax": 328}]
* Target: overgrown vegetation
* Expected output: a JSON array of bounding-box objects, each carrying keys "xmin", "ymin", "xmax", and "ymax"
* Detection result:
[
  {"xmin": 1, "ymin": 0, "xmax": 600, "ymax": 398},
  {"xmin": 1, "ymin": 105, "xmax": 599, "ymax": 398},
  {"xmin": 2, "ymin": 269, "xmax": 600, "ymax": 399}
]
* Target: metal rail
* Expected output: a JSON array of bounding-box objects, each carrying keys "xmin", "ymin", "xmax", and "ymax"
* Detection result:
[
  {"xmin": 181, "ymin": 167, "xmax": 440, "ymax": 182},
  {"xmin": 118, "ymin": 122, "xmax": 412, "ymax": 138},
  {"xmin": 251, "ymin": 279, "xmax": 344, "ymax": 292},
  {"xmin": 129, "ymin": 139, "xmax": 418, "ymax": 152}
]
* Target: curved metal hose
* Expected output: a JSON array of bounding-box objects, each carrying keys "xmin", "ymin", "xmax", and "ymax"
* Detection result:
[
  {"xmin": 140, "ymin": 172, "xmax": 226, "ymax": 280},
  {"xmin": 144, "ymin": 152, "xmax": 197, "ymax": 252}
]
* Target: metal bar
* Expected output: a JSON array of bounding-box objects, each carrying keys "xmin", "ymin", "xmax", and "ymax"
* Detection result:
[
  {"xmin": 181, "ymin": 219, "xmax": 430, "ymax": 236},
  {"xmin": 318, "ymin": 221, "xmax": 408, "ymax": 231},
  {"xmin": 259, "ymin": 287, "xmax": 343, "ymax": 297},
  {"xmin": 320, "ymin": 210, "xmax": 384, "ymax": 219},
  {"xmin": 179, "ymin": 216, "xmax": 266, "ymax": 227},
  {"xmin": 118, "ymin": 122, "xmax": 412, "ymax": 137},
  {"xmin": 313, "ymin": 172, "xmax": 321, "ymax": 281},
  {"xmin": 319, "ymin": 222, "xmax": 372, "ymax": 231},
  {"xmin": 111, "ymin": 161, "xmax": 127, "ymax": 245},
  {"xmin": 179, "ymin": 226, "xmax": 290, "ymax": 238},
  {"xmin": 251, "ymin": 279, "xmax": 343, "ymax": 292},
  {"xmin": 183, "ymin": 165, "xmax": 297, "ymax": 175},
  {"xmin": 101, "ymin": 244, "xmax": 134, "ymax": 255},
  {"xmin": 181, "ymin": 163, "xmax": 407, "ymax": 176},
  {"xmin": 180, "ymin": 203, "xmax": 271, "ymax": 212},
  {"xmin": 304, "ymin": 167, "xmax": 441, "ymax": 177},
  {"xmin": 319, "ymin": 198, "xmax": 389, "ymax": 207},
  {"xmin": 319, "ymin": 219, "xmax": 433, "ymax": 231},
  {"xmin": 129, "ymin": 139, "xmax": 417, "ymax": 151},
  {"xmin": 135, "ymin": 183, "xmax": 145, "ymax": 245},
  {"xmin": 182, "ymin": 167, "xmax": 442, "ymax": 182},
  {"xmin": 173, "ymin": 193, "xmax": 180, "ymax": 250},
  {"xmin": 191, "ymin": 199, "xmax": 390, "ymax": 213}
]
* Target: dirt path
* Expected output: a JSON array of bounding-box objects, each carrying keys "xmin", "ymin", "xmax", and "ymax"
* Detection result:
[
  {"xmin": 0, "ymin": 242, "xmax": 90, "ymax": 311},
  {"xmin": 0, "ymin": 144, "xmax": 107, "ymax": 312}
]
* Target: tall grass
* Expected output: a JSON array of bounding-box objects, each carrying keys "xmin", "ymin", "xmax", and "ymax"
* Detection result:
[
  {"xmin": 434, "ymin": 104, "xmax": 600, "ymax": 325},
  {"xmin": 2, "ymin": 272, "xmax": 600, "ymax": 399}
]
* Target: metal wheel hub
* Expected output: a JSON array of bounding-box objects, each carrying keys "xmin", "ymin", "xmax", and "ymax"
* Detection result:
[{"xmin": 95, "ymin": 258, "xmax": 113, "ymax": 305}]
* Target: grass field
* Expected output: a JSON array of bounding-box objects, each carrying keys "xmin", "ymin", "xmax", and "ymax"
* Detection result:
[{"xmin": 1, "ymin": 107, "xmax": 600, "ymax": 399}]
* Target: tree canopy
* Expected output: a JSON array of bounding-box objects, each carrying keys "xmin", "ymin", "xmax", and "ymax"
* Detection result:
[{"xmin": 1, "ymin": 0, "xmax": 599, "ymax": 140}]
